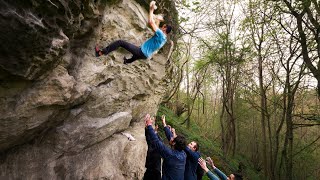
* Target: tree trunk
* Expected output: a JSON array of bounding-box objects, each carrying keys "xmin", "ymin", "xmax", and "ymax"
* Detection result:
[
  {"xmin": 220, "ymin": 78, "xmax": 227, "ymax": 155},
  {"xmin": 258, "ymin": 50, "xmax": 269, "ymax": 178},
  {"xmin": 284, "ymin": 89, "xmax": 294, "ymax": 180}
]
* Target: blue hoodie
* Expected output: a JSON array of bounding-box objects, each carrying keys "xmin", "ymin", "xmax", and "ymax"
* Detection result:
[
  {"xmin": 146, "ymin": 125, "xmax": 186, "ymax": 180},
  {"xmin": 184, "ymin": 147, "xmax": 201, "ymax": 180},
  {"xmin": 163, "ymin": 126, "xmax": 200, "ymax": 180}
]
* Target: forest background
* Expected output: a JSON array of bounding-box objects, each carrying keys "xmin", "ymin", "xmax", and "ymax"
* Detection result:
[{"xmin": 160, "ymin": 0, "xmax": 320, "ymax": 179}]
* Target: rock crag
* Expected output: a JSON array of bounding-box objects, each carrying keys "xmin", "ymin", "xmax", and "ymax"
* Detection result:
[{"xmin": 0, "ymin": 0, "xmax": 178, "ymax": 179}]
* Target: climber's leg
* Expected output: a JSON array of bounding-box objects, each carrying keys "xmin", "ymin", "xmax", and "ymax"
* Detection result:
[
  {"xmin": 100, "ymin": 40, "xmax": 140, "ymax": 56},
  {"xmin": 124, "ymin": 49, "xmax": 146, "ymax": 64},
  {"xmin": 97, "ymin": 40, "xmax": 146, "ymax": 63}
]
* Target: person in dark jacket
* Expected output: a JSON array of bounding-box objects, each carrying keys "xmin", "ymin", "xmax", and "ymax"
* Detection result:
[
  {"xmin": 145, "ymin": 114, "xmax": 187, "ymax": 180},
  {"xmin": 161, "ymin": 115, "xmax": 201, "ymax": 180},
  {"xmin": 144, "ymin": 116, "xmax": 162, "ymax": 180},
  {"xmin": 184, "ymin": 141, "xmax": 201, "ymax": 180}
]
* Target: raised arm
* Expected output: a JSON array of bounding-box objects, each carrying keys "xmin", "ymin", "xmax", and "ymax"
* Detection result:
[
  {"xmin": 207, "ymin": 171, "xmax": 220, "ymax": 180},
  {"xmin": 145, "ymin": 114, "xmax": 152, "ymax": 145},
  {"xmin": 146, "ymin": 125, "xmax": 173, "ymax": 159},
  {"xmin": 184, "ymin": 146, "xmax": 200, "ymax": 163},
  {"xmin": 164, "ymin": 126, "xmax": 173, "ymax": 141},
  {"xmin": 162, "ymin": 115, "xmax": 174, "ymax": 141},
  {"xmin": 161, "ymin": 115, "xmax": 167, "ymax": 127},
  {"xmin": 206, "ymin": 157, "xmax": 228, "ymax": 180},
  {"xmin": 145, "ymin": 128, "xmax": 151, "ymax": 145},
  {"xmin": 198, "ymin": 158, "xmax": 219, "ymax": 180},
  {"xmin": 148, "ymin": 1, "xmax": 158, "ymax": 32},
  {"xmin": 213, "ymin": 167, "xmax": 228, "ymax": 180},
  {"xmin": 145, "ymin": 115, "xmax": 172, "ymax": 159},
  {"xmin": 145, "ymin": 127, "xmax": 160, "ymax": 145}
]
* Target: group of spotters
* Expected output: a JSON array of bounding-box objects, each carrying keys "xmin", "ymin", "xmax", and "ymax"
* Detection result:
[{"xmin": 144, "ymin": 114, "xmax": 243, "ymax": 180}]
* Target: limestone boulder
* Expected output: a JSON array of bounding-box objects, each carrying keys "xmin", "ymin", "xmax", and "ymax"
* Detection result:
[
  {"xmin": 0, "ymin": 0, "xmax": 178, "ymax": 179},
  {"xmin": 0, "ymin": 123, "xmax": 147, "ymax": 180}
]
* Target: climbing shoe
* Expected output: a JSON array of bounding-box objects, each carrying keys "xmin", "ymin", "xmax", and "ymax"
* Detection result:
[
  {"xmin": 123, "ymin": 57, "xmax": 128, "ymax": 64},
  {"xmin": 95, "ymin": 46, "xmax": 102, "ymax": 57}
]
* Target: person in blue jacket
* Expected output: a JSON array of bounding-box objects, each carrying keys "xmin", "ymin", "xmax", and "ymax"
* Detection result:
[
  {"xmin": 184, "ymin": 141, "xmax": 201, "ymax": 180},
  {"xmin": 145, "ymin": 114, "xmax": 187, "ymax": 180},
  {"xmin": 161, "ymin": 115, "xmax": 201, "ymax": 180},
  {"xmin": 95, "ymin": 1, "xmax": 172, "ymax": 64},
  {"xmin": 144, "ymin": 116, "xmax": 162, "ymax": 180}
]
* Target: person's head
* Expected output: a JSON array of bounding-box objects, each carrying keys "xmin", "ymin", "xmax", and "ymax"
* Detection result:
[
  {"xmin": 188, "ymin": 141, "xmax": 199, "ymax": 152},
  {"xmin": 161, "ymin": 24, "xmax": 172, "ymax": 34},
  {"xmin": 172, "ymin": 135, "xmax": 186, "ymax": 151},
  {"xmin": 228, "ymin": 173, "xmax": 243, "ymax": 180}
]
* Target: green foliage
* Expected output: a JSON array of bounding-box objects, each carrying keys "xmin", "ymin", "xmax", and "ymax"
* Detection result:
[
  {"xmin": 179, "ymin": 16, "xmax": 190, "ymax": 23},
  {"xmin": 192, "ymin": 1, "xmax": 200, "ymax": 5},
  {"xmin": 157, "ymin": 105, "xmax": 222, "ymax": 157},
  {"xmin": 191, "ymin": 1, "xmax": 201, "ymax": 12},
  {"xmin": 194, "ymin": 58, "xmax": 210, "ymax": 71}
]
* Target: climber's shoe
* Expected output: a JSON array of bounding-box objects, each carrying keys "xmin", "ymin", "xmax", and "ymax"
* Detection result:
[
  {"xmin": 123, "ymin": 57, "xmax": 128, "ymax": 64},
  {"xmin": 95, "ymin": 46, "xmax": 102, "ymax": 57}
]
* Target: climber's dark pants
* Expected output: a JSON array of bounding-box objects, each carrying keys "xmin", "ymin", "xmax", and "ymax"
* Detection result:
[{"xmin": 102, "ymin": 40, "xmax": 147, "ymax": 64}]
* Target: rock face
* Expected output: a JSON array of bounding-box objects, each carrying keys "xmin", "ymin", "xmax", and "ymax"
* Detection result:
[{"xmin": 0, "ymin": 0, "xmax": 178, "ymax": 179}]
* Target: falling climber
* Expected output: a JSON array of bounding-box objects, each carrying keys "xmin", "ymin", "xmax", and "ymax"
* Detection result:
[{"xmin": 95, "ymin": 1, "xmax": 172, "ymax": 64}]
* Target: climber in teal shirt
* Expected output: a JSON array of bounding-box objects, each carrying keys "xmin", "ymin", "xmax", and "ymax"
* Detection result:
[
  {"xmin": 140, "ymin": 28, "xmax": 167, "ymax": 59},
  {"xmin": 95, "ymin": 1, "xmax": 171, "ymax": 64}
]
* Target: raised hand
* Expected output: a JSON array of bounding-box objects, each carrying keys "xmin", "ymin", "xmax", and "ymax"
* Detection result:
[
  {"xmin": 150, "ymin": 1, "xmax": 157, "ymax": 10},
  {"xmin": 145, "ymin": 114, "xmax": 152, "ymax": 127},
  {"xmin": 198, "ymin": 158, "xmax": 209, "ymax": 172},
  {"xmin": 162, "ymin": 115, "xmax": 167, "ymax": 127},
  {"xmin": 145, "ymin": 114, "xmax": 150, "ymax": 121},
  {"xmin": 206, "ymin": 157, "xmax": 216, "ymax": 169}
]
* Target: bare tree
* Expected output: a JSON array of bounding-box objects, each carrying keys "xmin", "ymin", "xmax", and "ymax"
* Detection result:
[{"xmin": 278, "ymin": 0, "xmax": 320, "ymax": 98}]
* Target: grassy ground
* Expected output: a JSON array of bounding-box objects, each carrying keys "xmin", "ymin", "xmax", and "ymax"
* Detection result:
[{"xmin": 156, "ymin": 105, "xmax": 262, "ymax": 180}]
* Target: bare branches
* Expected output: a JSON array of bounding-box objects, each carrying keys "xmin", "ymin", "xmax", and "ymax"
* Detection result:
[{"xmin": 293, "ymin": 135, "xmax": 320, "ymax": 156}]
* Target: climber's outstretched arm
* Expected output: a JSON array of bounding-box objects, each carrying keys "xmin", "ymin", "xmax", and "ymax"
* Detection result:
[{"xmin": 148, "ymin": 1, "xmax": 158, "ymax": 32}]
